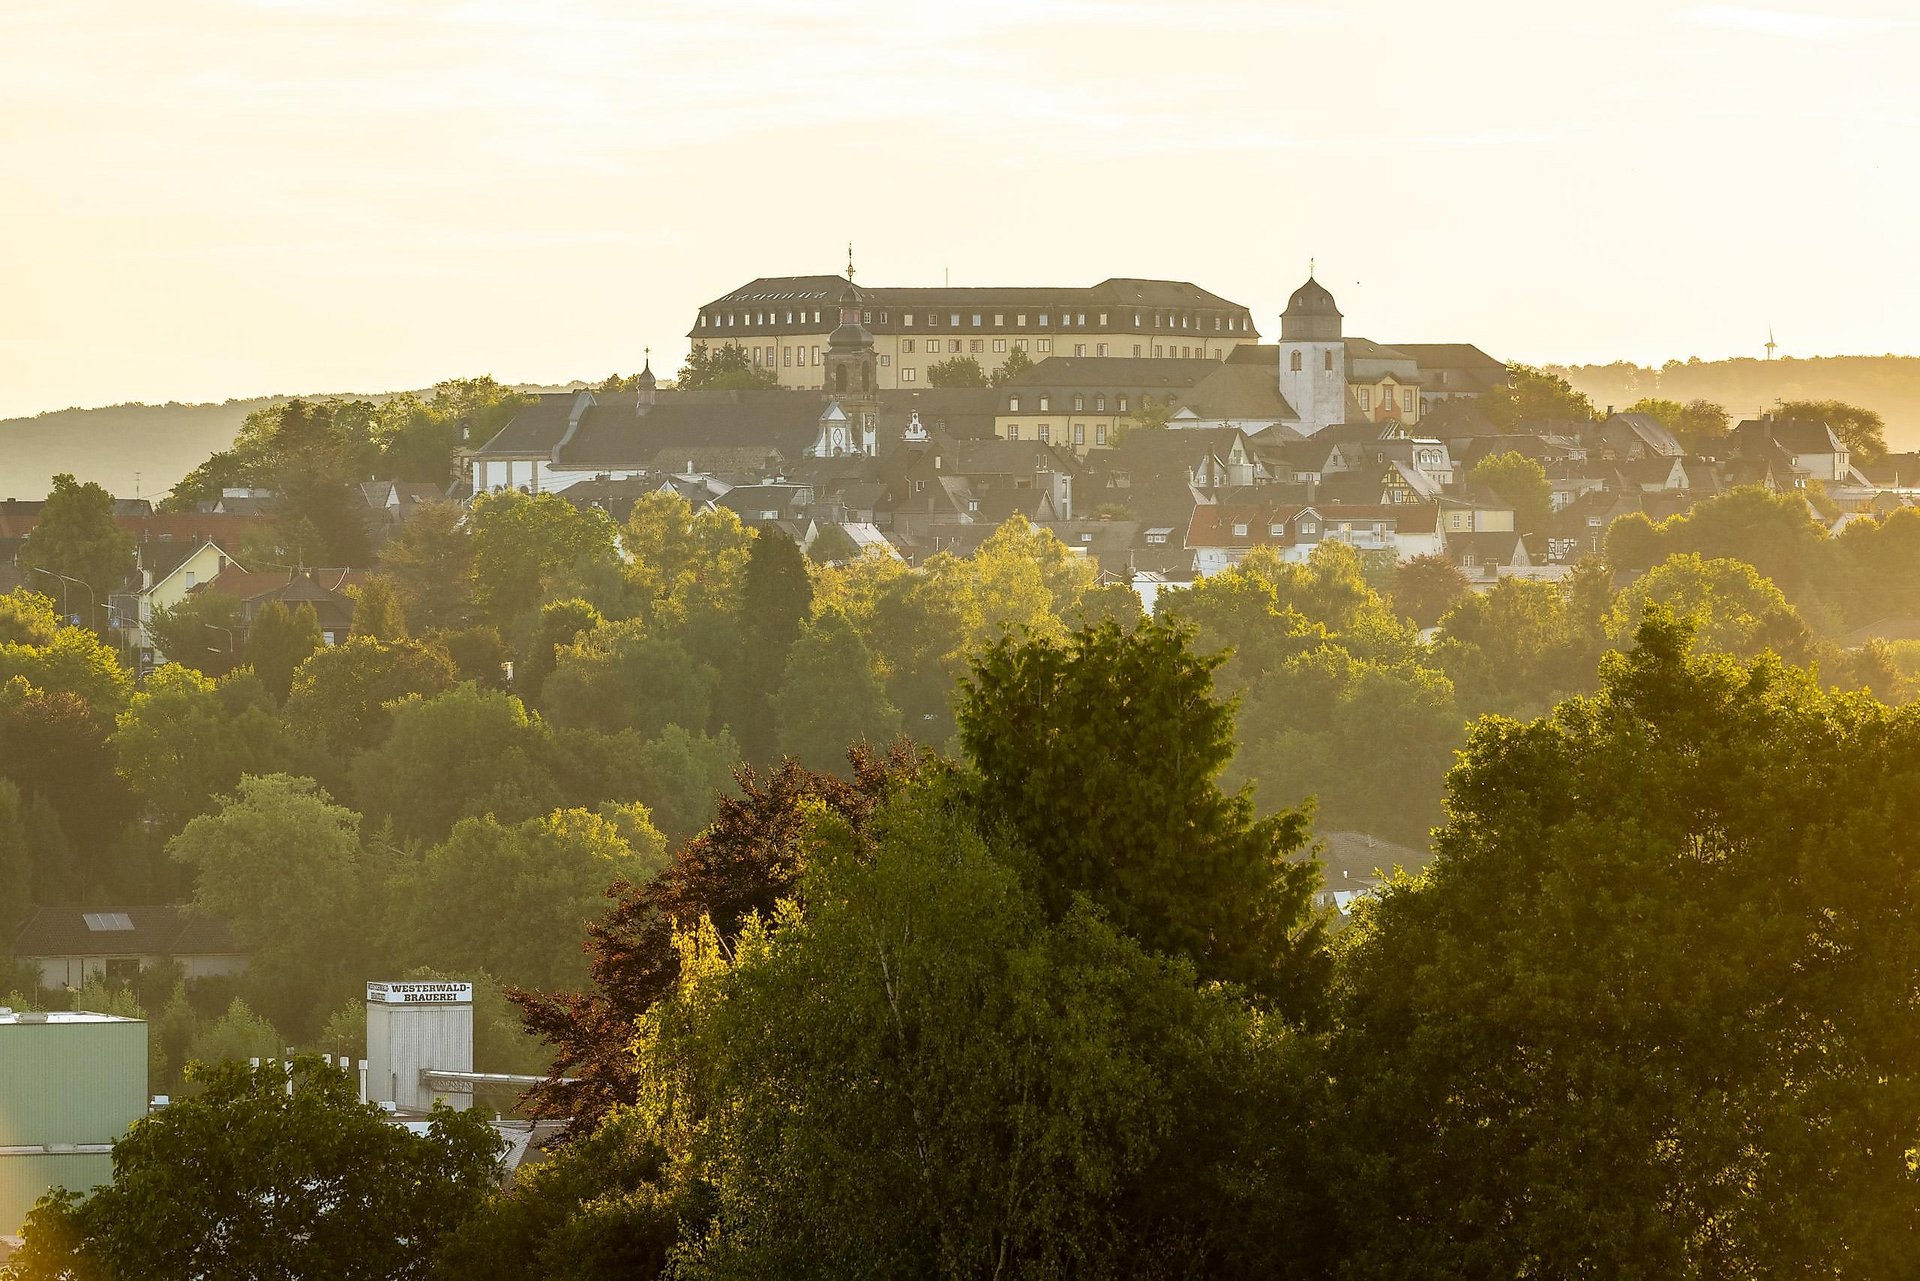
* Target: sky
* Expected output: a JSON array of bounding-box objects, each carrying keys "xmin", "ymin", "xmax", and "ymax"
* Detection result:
[{"xmin": 1, "ymin": 0, "xmax": 1916, "ymax": 419}]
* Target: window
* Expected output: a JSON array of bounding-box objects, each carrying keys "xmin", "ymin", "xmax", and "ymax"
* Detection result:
[
  {"xmin": 1298, "ymin": 520, "xmax": 1317, "ymax": 536},
  {"xmin": 903, "ymin": 339, "xmax": 916, "ymax": 353},
  {"xmin": 1290, "ymin": 350, "xmax": 1302, "ymax": 372},
  {"xmin": 1074, "ymin": 424, "xmax": 1086, "ymax": 445},
  {"xmin": 1323, "ymin": 350, "xmax": 1333, "ymax": 371},
  {"xmin": 1096, "ymin": 424, "xmax": 1108, "ymax": 445},
  {"xmin": 1132, "ymin": 344, "xmax": 1142, "ymax": 357},
  {"xmin": 1039, "ymin": 395, "xmax": 1051, "ymax": 411},
  {"xmin": 1232, "ymin": 522, "xmax": 1249, "ymax": 537},
  {"xmin": 812, "ymin": 346, "xmax": 821, "ymax": 364},
  {"xmin": 879, "ymin": 354, "xmax": 890, "ymax": 367},
  {"xmin": 879, "ymin": 311, "xmax": 887, "ymax": 323},
  {"xmin": 949, "ymin": 313, "xmax": 961, "ymax": 327},
  {"xmin": 1359, "ymin": 388, "xmax": 1371, "ymax": 411},
  {"xmin": 1153, "ymin": 345, "xmax": 1163, "ymax": 357},
  {"xmin": 1404, "ymin": 389, "xmax": 1416, "ymax": 413},
  {"xmin": 1074, "ymin": 344, "xmax": 1086, "ymax": 357},
  {"xmin": 904, "ymin": 314, "xmax": 914, "ymax": 326},
  {"xmin": 1269, "ymin": 522, "xmax": 1285, "ymax": 536},
  {"xmin": 901, "ymin": 367, "xmax": 917, "ymax": 382},
  {"xmin": 1013, "ymin": 338, "xmax": 1028, "ymax": 350},
  {"xmin": 1037, "ymin": 339, "xmax": 1051, "ymax": 353},
  {"xmin": 862, "ymin": 310, "xmax": 871, "ymax": 323},
  {"xmin": 1095, "ymin": 394, "xmax": 1106, "ymax": 411},
  {"xmin": 1007, "ymin": 424, "xmax": 1020, "ymax": 440},
  {"xmin": 1038, "ymin": 424, "xmax": 1051, "ymax": 443},
  {"xmin": 699, "ymin": 314, "xmax": 708, "ymax": 328},
  {"xmin": 994, "ymin": 314, "xmax": 1004, "ymax": 325},
  {"xmin": 1097, "ymin": 343, "xmax": 1109, "ymax": 357},
  {"xmin": 1214, "ymin": 317, "xmax": 1222, "ymax": 330},
  {"xmin": 1081, "ymin": 532, "xmax": 1093, "ymax": 543},
  {"xmin": 1098, "ymin": 313, "xmax": 1108, "ymax": 326},
  {"xmin": 1117, "ymin": 395, "xmax": 1129, "ymax": 412},
  {"xmin": 1146, "ymin": 529, "xmax": 1168, "ymax": 545},
  {"xmin": 927, "ymin": 312, "xmax": 938, "ymax": 326},
  {"xmin": 105, "ymin": 957, "xmax": 141, "ymax": 983},
  {"xmin": 972, "ymin": 314, "xmax": 982, "ymax": 326},
  {"xmin": 1038, "ymin": 314, "xmax": 1049, "ymax": 327},
  {"xmin": 1073, "ymin": 394, "xmax": 1084, "ymax": 411},
  {"xmin": 1077, "ymin": 313, "xmax": 1086, "ymax": 326},
  {"xmin": 783, "ymin": 346, "xmax": 793, "ymax": 366},
  {"xmin": 1017, "ymin": 313, "xmax": 1027, "ymax": 326},
  {"xmin": 1009, "ymin": 394, "xmax": 1023, "ymax": 412},
  {"xmin": 970, "ymin": 339, "xmax": 984, "ymax": 354},
  {"xmin": 993, "ymin": 338, "xmax": 1007, "ymax": 353},
  {"xmin": 184, "ymin": 571, "xmax": 196, "ymax": 588}
]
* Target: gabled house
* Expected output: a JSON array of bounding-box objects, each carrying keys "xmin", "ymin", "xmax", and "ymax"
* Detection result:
[{"xmin": 12, "ymin": 906, "xmax": 245, "ymax": 990}]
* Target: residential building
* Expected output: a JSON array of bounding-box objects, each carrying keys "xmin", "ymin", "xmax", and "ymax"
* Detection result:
[{"xmin": 11, "ymin": 906, "xmax": 246, "ymax": 991}]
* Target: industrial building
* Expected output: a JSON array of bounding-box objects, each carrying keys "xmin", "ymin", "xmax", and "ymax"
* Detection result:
[{"xmin": 0, "ymin": 1008, "xmax": 148, "ymax": 1234}]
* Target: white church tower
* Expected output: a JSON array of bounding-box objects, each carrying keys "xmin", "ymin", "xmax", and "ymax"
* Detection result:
[{"xmin": 1276, "ymin": 271, "xmax": 1347, "ymax": 435}]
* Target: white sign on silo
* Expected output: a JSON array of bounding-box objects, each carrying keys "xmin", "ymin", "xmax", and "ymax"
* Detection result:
[{"xmin": 365, "ymin": 981, "xmax": 473, "ymax": 1113}]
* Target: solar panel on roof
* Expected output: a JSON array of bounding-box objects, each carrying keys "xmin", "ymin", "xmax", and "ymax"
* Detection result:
[{"xmin": 83, "ymin": 912, "xmax": 134, "ymax": 931}]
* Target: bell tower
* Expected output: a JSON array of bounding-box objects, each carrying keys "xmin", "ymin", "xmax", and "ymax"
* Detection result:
[
  {"xmin": 1277, "ymin": 268, "xmax": 1347, "ymax": 436},
  {"xmin": 821, "ymin": 261, "xmax": 879, "ymax": 455}
]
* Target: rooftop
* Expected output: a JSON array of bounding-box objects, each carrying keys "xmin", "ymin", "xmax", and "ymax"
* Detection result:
[{"xmin": 0, "ymin": 1009, "xmax": 144, "ymax": 1026}]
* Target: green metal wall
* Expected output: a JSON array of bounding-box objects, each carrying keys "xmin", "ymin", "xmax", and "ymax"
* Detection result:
[{"xmin": 0, "ymin": 1018, "xmax": 148, "ymax": 1233}]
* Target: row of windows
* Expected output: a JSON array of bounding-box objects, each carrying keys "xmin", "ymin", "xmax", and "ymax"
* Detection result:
[
  {"xmin": 1288, "ymin": 350, "xmax": 1337, "ymax": 372},
  {"xmin": 1355, "ymin": 388, "xmax": 1418, "ymax": 413},
  {"xmin": 1002, "ymin": 423, "xmax": 1113, "ymax": 446},
  {"xmin": 1007, "ymin": 392, "xmax": 1144, "ymax": 414},
  {"xmin": 699, "ymin": 308, "xmax": 1251, "ymax": 333}
]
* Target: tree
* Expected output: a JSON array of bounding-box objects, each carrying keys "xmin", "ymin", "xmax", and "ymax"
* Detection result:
[
  {"xmin": 958, "ymin": 619, "xmax": 1327, "ymax": 1018},
  {"xmin": 111, "ymin": 664, "xmax": 295, "ymax": 836},
  {"xmin": 284, "ymin": 636, "xmax": 458, "ymax": 757},
  {"xmin": 378, "ymin": 501, "xmax": 474, "ymax": 632},
  {"xmin": 468, "ymin": 490, "xmax": 620, "ymax": 628},
  {"xmin": 1779, "ymin": 397, "xmax": 1888, "ymax": 461},
  {"xmin": 620, "ymin": 781, "xmax": 1331, "ymax": 1280},
  {"xmin": 168, "ymin": 775, "xmax": 374, "ymax": 1033},
  {"xmin": 1390, "ymin": 552, "xmax": 1473, "ymax": 627},
  {"xmin": 0, "ymin": 589, "xmax": 133, "ymax": 714},
  {"xmin": 990, "ymin": 345, "xmax": 1034, "ymax": 384},
  {"xmin": 1468, "ymin": 449, "xmax": 1553, "ymax": 533},
  {"xmin": 925, "ymin": 355, "xmax": 989, "ymax": 387},
  {"xmin": 1478, "ymin": 362, "xmax": 1596, "ymax": 428},
  {"xmin": 351, "ymin": 685, "xmax": 564, "ymax": 842},
  {"xmin": 541, "ymin": 622, "xmax": 716, "ymax": 739},
  {"xmin": 728, "ymin": 529, "xmax": 813, "ymax": 762},
  {"xmin": 349, "ymin": 575, "xmax": 407, "ymax": 640},
  {"xmin": 548, "ymin": 724, "xmax": 740, "ymax": 846},
  {"xmin": 1113, "ymin": 394, "xmax": 1174, "ymax": 444},
  {"xmin": 0, "ymin": 779, "xmax": 31, "ymax": 926},
  {"xmin": 243, "ymin": 599, "xmax": 323, "ymax": 703},
  {"xmin": 1434, "ymin": 574, "xmax": 1607, "ymax": 717},
  {"xmin": 147, "ymin": 589, "xmax": 244, "ymax": 675},
  {"xmin": 1607, "ymin": 551, "xmax": 1810, "ymax": 660},
  {"xmin": 1622, "ymin": 396, "xmax": 1729, "ymax": 449},
  {"xmin": 773, "ymin": 609, "xmax": 901, "ymax": 773},
  {"xmin": 512, "ymin": 750, "xmax": 915, "ymax": 1132},
  {"xmin": 807, "ymin": 523, "xmax": 859, "ymax": 565},
  {"xmin": 392, "ymin": 809, "xmax": 663, "ymax": 992},
  {"xmin": 1331, "ymin": 613, "xmax": 1920, "ymax": 1276},
  {"xmin": 621, "ymin": 491, "xmax": 752, "ymax": 638},
  {"xmin": 0, "ymin": 679, "xmax": 133, "ymax": 891},
  {"xmin": 6, "ymin": 1057, "xmax": 502, "ymax": 1281},
  {"xmin": 673, "ymin": 343, "xmax": 779, "ymax": 391},
  {"xmin": 18, "ymin": 473, "xmax": 134, "ymax": 625}
]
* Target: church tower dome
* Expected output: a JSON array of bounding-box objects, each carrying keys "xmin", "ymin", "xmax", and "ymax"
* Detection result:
[{"xmin": 1281, "ymin": 272, "xmax": 1342, "ymax": 342}]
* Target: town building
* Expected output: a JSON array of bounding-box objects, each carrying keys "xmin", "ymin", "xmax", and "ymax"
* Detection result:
[
  {"xmin": 0, "ymin": 1008, "xmax": 148, "ymax": 1234},
  {"xmin": 689, "ymin": 273, "xmax": 1261, "ymax": 391}
]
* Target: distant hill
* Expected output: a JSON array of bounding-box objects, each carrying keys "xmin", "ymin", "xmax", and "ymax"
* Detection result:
[
  {"xmin": 1548, "ymin": 355, "xmax": 1920, "ymax": 451},
  {"xmin": 0, "ymin": 384, "xmax": 581, "ymax": 503}
]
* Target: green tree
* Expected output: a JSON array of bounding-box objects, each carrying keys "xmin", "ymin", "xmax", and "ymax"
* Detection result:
[
  {"xmin": 1113, "ymin": 393, "xmax": 1174, "ymax": 444},
  {"xmin": 111, "ymin": 664, "xmax": 295, "ymax": 836},
  {"xmin": 673, "ymin": 343, "xmax": 779, "ymax": 391},
  {"xmin": 351, "ymin": 685, "xmax": 564, "ymax": 842},
  {"xmin": 6, "ymin": 1057, "xmax": 502, "ymax": 1281},
  {"xmin": 517, "ymin": 597, "xmax": 602, "ymax": 703},
  {"xmin": 1434, "ymin": 574, "xmax": 1608, "ymax": 717},
  {"xmin": 284, "ymin": 636, "xmax": 458, "ymax": 757},
  {"xmin": 990, "ymin": 345, "xmax": 1034, "ymax": 384},
  {"xmin": 0, "ymin": 779, "xmax": 31, "ymax": 926},
  {"xmin": 958, "ymin": 619, "xmax": 1327, "ymax": 1017},
  {"xmin": 1390, "ymin": 552, "xmax": 1473, "ymax": 627},
  {"xmin": 1332, "ymin": 613, "xmax": 1920, "ymax": 1276},
  {"xmin": 18, "ymin": 473, "xmax": 134, "ymax": 626},
  {"xmin": 348, "ymin": 574, "xmax": 407, "ymax": 640},
  {"xmin": 1468, "ymin": 449, "xmax": 1553, "ymax": 533},
  {"xmin": 727, "ymin": 529, "xmax": 813, "ymax": 763},
  {"xmin": 925, "ymin": 355, "xmax": 989, "ymax": 387},
  {"xmin": 0, "ymin": 680, "xmax": 134, "ymax": 892},
  {"xmin": 391, "ymin": 808, "xmax": 662, "ymax": 992},
  {"xmin": 1607, "ymin": 551, "xmax": 1811, "ymax": 660},
  {"xmin": 0, "ymin": 589, "xmax": 133, "ymax": 714},
  {"xmin": 1478, "ymin": 362, "xmax": 1595, "ymax": 428},
  {"xmin": 377, "ymin": 500, "xmax": 475, "ymax": 632},
  {"xmin": 548, "ymin": 724, "xmax": 739, "ymax": 846},
  {"xmin": 772, "ymin": 608, "xmax": 901, "ymax": 773},
  {"xmin": 1622, "ymin": 396, "xmax": 1730, "ymax": 449},
  {"xmin": 621, "ymin": 491, "xmax": 752, "ymax": 637},
  {"xmin": 1779, "ymin": 397, "xmax": 1888, "ymax": 461},
  {"xmin": 168, "ymin": 775, "xmax": 373, "ymax": 1033},
  {"xmin": 184, "ymin": 996, "xmax": 285, "ymax": 1068},
  {"xmin": 542, "ymin": 622, "xmax": 716, "ymax": 738},
  {"xmin": 468, "ymin": 490, "xmax": 620, "ymax": 628},
  {"xmin": 243, "ymin": 599, "xmax": 323, "ymax": 703},
  {"xmin": 147, "ymin": 590, "xmax": 244, "ymax": 675}
]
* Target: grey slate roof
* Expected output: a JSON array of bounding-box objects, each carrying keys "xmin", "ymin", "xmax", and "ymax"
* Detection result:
[{"xmin": 13, "ymin": 905, "xmax": 242, "ymax": 959}]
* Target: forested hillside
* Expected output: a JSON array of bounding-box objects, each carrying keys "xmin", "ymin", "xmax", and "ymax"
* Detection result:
[{"xmin": 1551, "ymin": 355, "xmax": 1920, "ymax": 449}]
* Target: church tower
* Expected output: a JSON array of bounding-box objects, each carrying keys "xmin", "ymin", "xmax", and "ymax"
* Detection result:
[
  {"xmin": 819, "ymin": 278, "xmax": 879, "ymax": 455},
  {"xmin": 1276, "ymin": 271, "xmax": 1347, "ymax": 436}
]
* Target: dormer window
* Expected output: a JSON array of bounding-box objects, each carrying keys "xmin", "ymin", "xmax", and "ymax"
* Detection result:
[
  {"xmin": 1080, "ymin": 533, "xmax": 1093, "ymax": 543},
  {"xmin": 1268, "ymin": 523, "xmax": 1284, "ymax": 537},
  {"xmin": 1117, "ymin": 395, "xmax": 1129, "ymax": 413},
  {"xmin": 1095, "ymin": 394, "xmax": 1106, "ymax": 411},
  {"xmin": 1073, "ymin": 395, "xmax": 1084, "ymax": 411},
  {"xmin": 1009, "ymin": 395, "xmax": 1021, "ymax": 412},
  {"xmin": 1232, "ymin": 522, "xmax": 1249, "ymax": 537},
  {"xmin": 1038, "ymin": 395, "xmax": 1050, "ymax": 411},
  {"xmin": 1299, "ymin": 520, "xmax": 1317, "ymax": 536}
]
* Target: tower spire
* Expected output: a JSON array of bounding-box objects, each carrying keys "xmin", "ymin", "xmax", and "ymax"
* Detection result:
[{"xmin": 846, "ymin": 242, "xmax": 856, "ymax": 283}]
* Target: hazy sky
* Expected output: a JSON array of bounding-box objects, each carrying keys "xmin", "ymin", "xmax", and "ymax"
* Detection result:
[{"xmin": 3, "ymin": 0, "xmax": 1916, "ymax": 419}]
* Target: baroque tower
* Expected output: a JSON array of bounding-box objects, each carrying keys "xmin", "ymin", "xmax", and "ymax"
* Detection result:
[{"xmin": 1276, "ymin": 271, "xmax": 1346, "ymax": 436}]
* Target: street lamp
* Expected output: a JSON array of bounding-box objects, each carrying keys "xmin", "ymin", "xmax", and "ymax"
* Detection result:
[
  {"xmin": 29, "ymin": 566, "xmax": 95, "ymax": 629},
  {"xmin": 205, "ymin": 624, "xmax": 237, "ymax": 655}
]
